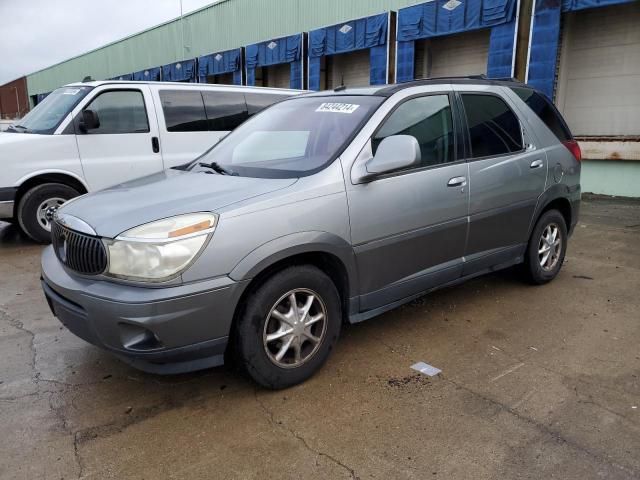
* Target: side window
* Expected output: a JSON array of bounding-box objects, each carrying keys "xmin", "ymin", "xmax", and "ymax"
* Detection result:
[
  {"xmin": 461, "ymin": 94, "xmax": 523, "ymax": 158},
  {"xmin": 245, "ymin": 93, "xmax": 287, "ymax": 116},
  {"xmin": 159, "ymin": 90, "xmax": 208, "ymax": 132},
  {"xmin": 202, "ymin": 91, "xmax": 248, "ymax": 131},
  {"xmin": 373, "ymin": 95, "xmax": 455, "ymax": 167},
  {"xmin": 84, "ymin": 90, "xmax": 149, "ymax": 134},
  {"xmin": 510, "ymin": 87, "xmax": 573, "ymax": 142}
]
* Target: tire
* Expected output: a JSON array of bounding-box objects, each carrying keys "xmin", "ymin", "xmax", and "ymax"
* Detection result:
[
  {"xmin": 235, "ymin": 265, "xmax": 342, "ymax": 389},
  {"xmin": 523, "ymin": 209, "xmax": 568, "ymax": 285},
  {"xmin": 17, "ymin": 183, "xmax": 80, "ymax": 244}
]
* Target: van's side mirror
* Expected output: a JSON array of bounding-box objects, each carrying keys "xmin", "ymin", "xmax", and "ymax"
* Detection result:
[
  {"xmin": 79, "ymin": 109, "xmax": 100, "ymax": 132},
  {"xmin": 364, "ymin": 135, "xmax": 421, "ymax": 179}
]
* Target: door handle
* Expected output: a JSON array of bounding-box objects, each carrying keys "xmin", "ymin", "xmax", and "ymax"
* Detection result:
[
  {"xmin": 530, "ymin": 159, "xmax": 543, "ymax": 169},
  {"xmin": 447, "ymin": 176, "xmax": 467, "ymax": 187},
  {"xmin": 151, "ymin": 136, "xmax": 160, "ymax": 153}
]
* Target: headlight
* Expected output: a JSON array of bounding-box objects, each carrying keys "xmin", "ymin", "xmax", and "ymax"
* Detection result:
[{"xmin": 104, "ymin": 213, "xmax": 217, "ymax": 282}]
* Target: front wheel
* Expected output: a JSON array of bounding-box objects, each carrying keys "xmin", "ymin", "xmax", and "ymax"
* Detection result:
[
  {"xmin": 235, "ymin": 265, "xmax": 342, "ymax": 389},
  {"xmin": 17, "ymin": 183, "xmax": 80, "ymax": 243},
  {"xmin": 523, "ymin": 209, "xmax": 568, "ymax": 285}
]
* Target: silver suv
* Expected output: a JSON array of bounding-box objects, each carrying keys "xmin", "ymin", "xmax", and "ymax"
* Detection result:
[{"xmin": 41, "ymin": 78, "xmax": 581, "ymax": 389}]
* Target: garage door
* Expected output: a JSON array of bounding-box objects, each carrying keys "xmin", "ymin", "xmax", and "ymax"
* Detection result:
[
  {"xmin": 326, "ymin": 49, "xmax": 371, "ymax": 89},
  {"xmin": 555, "ymin": 3, "xmax": 640, "ymax": 136},
  {"xmin": 415, "ymin": 29, "xmax": 490, "ymax": 79},
  {"xmin": 264, "ymin": 63, "xmax": 291, "ymax": 89}
]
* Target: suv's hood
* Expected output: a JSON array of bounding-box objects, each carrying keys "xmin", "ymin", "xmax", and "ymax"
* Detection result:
[{"xmin": 59, "ymin": 169, "xmax": 297, "ymax": 238}]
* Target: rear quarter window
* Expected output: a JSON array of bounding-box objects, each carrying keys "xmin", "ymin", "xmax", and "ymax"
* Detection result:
[{"xmin": 510, "ymin": 87, "xmax": 573, "ymax": 142}]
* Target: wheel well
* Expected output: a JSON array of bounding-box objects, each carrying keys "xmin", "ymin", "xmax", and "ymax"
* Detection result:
[
  {"xmin": 540, "ymin": 197, "xmax": 572, "ymax": 231},
  {"xmin": 14, "ymin": 174, "xmax": 87, "ymax": 217},
  {"xmin": 232, "ymin": 252, "xmax": 351, "ymax": 327}
]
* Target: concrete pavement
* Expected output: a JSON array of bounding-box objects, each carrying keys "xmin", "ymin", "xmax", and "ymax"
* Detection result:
[{"xmin": 1, "ymin": 195, "xmax": 639, "ymax": 479}]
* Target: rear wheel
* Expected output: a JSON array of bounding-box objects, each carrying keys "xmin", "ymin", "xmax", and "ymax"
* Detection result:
[
  {"xmin": 17, "ymin": 183, "xmax": 80, "ymax": 243},
  {"xmin": 523, "ymin": 209, "xmax": 568, "ymax": 285},
  {"xmin": 235, "ymin": 265, "xmax": 342, "ymax": 389}
]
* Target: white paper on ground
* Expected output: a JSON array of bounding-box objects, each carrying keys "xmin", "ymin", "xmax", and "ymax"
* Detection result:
[{"xmin": 411, "ymin": 362, "xmax": 442, "ymax": 377}]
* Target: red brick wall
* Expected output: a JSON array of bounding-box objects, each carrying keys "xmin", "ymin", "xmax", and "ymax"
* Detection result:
[{"xmin": 0, "ymin": 77, "xmax": 29, "ymax": 119}]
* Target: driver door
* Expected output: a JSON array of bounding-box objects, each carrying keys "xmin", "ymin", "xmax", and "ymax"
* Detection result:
[
  {"xmin": 75, "ymin": 86, "xmax": 163, "ymax": 191},
  {"xmin": 346, "ymin": 93, "xmax": 469, "ymax": 311}
]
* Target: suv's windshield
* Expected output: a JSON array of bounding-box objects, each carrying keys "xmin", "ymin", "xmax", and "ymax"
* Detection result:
[
  {"xmin": 7, "ymin": 86, "xmax": 92, "ymax": 134},
  {"xmin": 193, "ymin": 95, "xmax": 385, "ymax": 178}
]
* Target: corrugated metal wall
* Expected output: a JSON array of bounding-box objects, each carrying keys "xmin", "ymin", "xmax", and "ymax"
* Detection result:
[{"xmin": 27, "ymin": 0, "xmax": 422, "ymax": 95}]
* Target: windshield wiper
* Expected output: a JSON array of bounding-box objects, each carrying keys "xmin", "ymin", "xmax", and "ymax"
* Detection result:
[
  {"xmin": 7, "ymin": 124, "xmax": 31, "ymax": 133},
  {"xmin": 198, "ymin": 161, "xmax": 238, "ymax": 176}
]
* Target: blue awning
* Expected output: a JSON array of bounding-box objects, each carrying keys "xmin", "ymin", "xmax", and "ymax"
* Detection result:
[
  {"xmin": 396, "ymin": 0, "xmax": 518, "ymax": 83},
  {"xmin": 309, "ymin": 12, "xmax": 388, "ymax": 57},
  {"xmin": 397, "ymin": 0, "xmax": 516, "ymax": 41},
  {"xmin": 245, "ymin": 34, "xmax": 303, "ymax": 89},
  {"xmin": 161, "ymin": 59, "xmax": 196, "ymax": 82},
  {"xmin": 198, "ymin": 48, "xmax": 242, "ymax": 84},
  {"xmin": 110, "ymin": 73, "xmax": 133, "ymax": 81},
  {"xmin": 245, "ymin": 34, "xmax": 302, "ymax": 68},
  {"xmin": 308, "ymin": 12, "xmax": 389, "ymax": 90},
  {"xmin": 132, "ymin": 67, "xmax": 161, "ymax": 81},
  {"xmin": 36, "ymin": 92, "xmax": 51, "ymax": 104}
]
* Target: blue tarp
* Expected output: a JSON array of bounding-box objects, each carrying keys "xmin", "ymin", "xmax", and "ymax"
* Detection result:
[
  {"xmin": 198, "ymin": 48, "xmax": 242, "ymax": 85},
  {"xmin": 308, "ymin": 12, "xmax": 389, "ymax": 90},
  {"xmin": 110, "ymin": 73, "xmax": 133, "ymax": 81},
  {"xmin": 245, "ymin": 34, "xmax": 303, "ymax": 89},
  {"xmin": 36, "ymin": 92, "xmax": 50, "ymax": 104},
  {"xmin": 527, "ymin": 0, "xmax": 633, "ymax": 99},
  {"xmin": 161, "ymin": 59, "xmax": 196, "ymax": 82},
  {"xmin": 132, "ymin": 67, "xmax": 161, "ymax": 81},
  {"xmin": 396, "ymin": 0, "xmax": 518, "ymax": 82}
]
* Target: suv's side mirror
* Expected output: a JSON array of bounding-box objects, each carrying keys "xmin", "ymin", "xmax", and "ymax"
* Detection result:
[
  {"xmin": 79, "ymin": 109, "xmax": 100, "ymax": 132},
  {"xmin": 364, "ymin": 135, "xmax": 421, "ymax": 178}
]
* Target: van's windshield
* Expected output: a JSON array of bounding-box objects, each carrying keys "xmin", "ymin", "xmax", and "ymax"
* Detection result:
[
  {"xmin": 7, "ymin": 86, "xmax": 93, "ymax": 135},
  {"xmin": 193, "ymin": 95, "xmax": 385, "ymax": 178}
]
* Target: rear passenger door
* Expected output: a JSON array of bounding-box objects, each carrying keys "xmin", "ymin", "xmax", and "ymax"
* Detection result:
[{"xmin": 456, "ymin": 86, "xmax": 547, "ymax": 274}]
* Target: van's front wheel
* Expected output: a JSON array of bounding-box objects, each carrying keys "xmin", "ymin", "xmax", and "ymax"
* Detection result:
[
  {"xmin": 236, "ymin": 265, "xmax": 342, "ymax": 389},
  {"xmin": 17, "ymin": 183, "xmax": 80, "ymax": 243}
]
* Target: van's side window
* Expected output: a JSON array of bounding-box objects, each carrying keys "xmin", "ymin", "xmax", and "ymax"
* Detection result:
[
  {"xmin": 373, "ymin": 95, "xmax": 455, "ymax": 167},
  {"xmin": 159, "ymin": 90, "xmax": 208, "ymax": 132},
  {"xmin": 202, "ymin": 91, "xmax": 248, "ymax": 131},
  {"xmin": 85, "ymin": 90, "xmax": 149, "ymax": 134},
  {"xmin": 461, "ymin": 94, "xmax": 523, "ymax": 158},
  {"xmin": 245, "ymin": 93, "xmax": 286, "ymax": 116}
]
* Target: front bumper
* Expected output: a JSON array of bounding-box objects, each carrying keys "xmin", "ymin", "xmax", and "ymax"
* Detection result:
[{"xmin": 41, "ymin": 246, "xmax": 248, "ymax": 374}]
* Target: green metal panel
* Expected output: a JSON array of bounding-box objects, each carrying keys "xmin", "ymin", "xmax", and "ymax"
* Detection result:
[
  {"xmin": 27, "ymin": 0, "xmax": 422, "ymax": 94},
  {"xmin": 582, "ymin": 161, "xmax": 640, "ymax": 198}
]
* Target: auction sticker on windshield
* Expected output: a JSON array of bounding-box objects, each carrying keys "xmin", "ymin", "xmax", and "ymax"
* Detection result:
[
  {"xmin": 316, "ymin": 103, "xmax": 360, "ymax": 114},
  {"xmin": 63, "ymin": 89, "xmax": 82, "ymax": 95}
]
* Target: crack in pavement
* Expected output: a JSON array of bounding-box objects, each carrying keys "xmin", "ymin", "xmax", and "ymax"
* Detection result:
[
  {"xmin": 0, "ymin": 306, "xmax": 36, "ymax": 373},
  {"xmin": 254, "ymin": 389, "xmax": 359, "ymax": 479}
]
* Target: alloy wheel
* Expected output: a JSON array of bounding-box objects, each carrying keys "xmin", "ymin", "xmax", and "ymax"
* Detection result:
[{"xmin": 263, "ymin": 288, "xmax": 328, "ymax": 369}]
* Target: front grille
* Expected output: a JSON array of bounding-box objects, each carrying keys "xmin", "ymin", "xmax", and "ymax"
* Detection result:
[{"xmin": 51, "ymin": 221, "xmax": 107, "ymax": 275}]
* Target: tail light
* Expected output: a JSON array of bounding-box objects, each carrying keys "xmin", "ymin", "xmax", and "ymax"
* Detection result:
[{"xmin": 562, "ymin": 139, "xmax": 582, "ymax": 162}]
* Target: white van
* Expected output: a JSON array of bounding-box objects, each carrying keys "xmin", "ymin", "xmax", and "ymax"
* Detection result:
[{"xmin": 0, "ymin": 81, "xmax": 300, "ymax": 242}]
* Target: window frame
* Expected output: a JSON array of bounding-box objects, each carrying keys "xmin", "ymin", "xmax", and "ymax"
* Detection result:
[
  {"xmin": 367, "ymin": 91, "xmax": 465, "ymax": 180},
  {"xmin": 77, "ymin": 88, "xmax": 150, "ymax": 135},
  {"xmin": 455, "ymin": 91, "xmax": 526, "ymax": 162}
]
